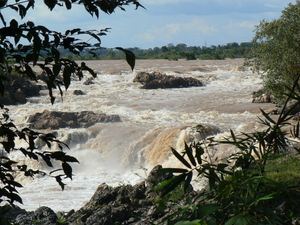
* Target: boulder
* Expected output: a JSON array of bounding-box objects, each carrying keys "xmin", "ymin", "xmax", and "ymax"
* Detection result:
[
  {"xmin": 252, "ymin": 89, "xmax": 274, "ymax": 103},
  {"xmin": 71, "ymin": 90, "xmax": 85, "ymax": 95},
  {"xmin": 15, "ymin": 206, "xmax": 57, "ymax": 225},
  {"xmin": 27, "ymin": 110, "xmax": 121, "ymax": 129},
  {"xmin": 83, "ymin": 78, "xmax": 94, "ymax": 85},
  {"xmin": 134, "ymin": 71, "xmax": 204, "ymax": 89},
  {"xmin": 0, "ymin": 75, "xmax": 40, "ymax": 105}
]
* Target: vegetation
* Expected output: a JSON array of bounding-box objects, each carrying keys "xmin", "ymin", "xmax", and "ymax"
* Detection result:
[
  {"xmin": 154, "ymin": 3, "xmax": 300, "ymax": 224},
  {"xmin": 0, "ymin": 0, "xmax": 140, "ymax": 219},
  {"xmin": 247, "ymin": 2, "xmax": 300, "ymax": 103},
  {"xmin": 60, "ymin": 42, "xmax": 254, "ymax": 61},
  {"xmin": 154, "ymin": 75, "xmax": 300, "ymax": 224}
]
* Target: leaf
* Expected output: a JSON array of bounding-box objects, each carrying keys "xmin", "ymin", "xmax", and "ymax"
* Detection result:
[
  {"xmin": 0, "ymin": 0, "xmax": 7, "ymax": 8},
  {"xmin": 63, "ymin": 66, "xmax": 71, "ymax": 90},
  {"xmin": 184, "ymin": 171, "xmax": 193, "ymax": 192},
  {"xmin": 44, "ymin": 0, "xmax": 57, "ymax": 11},
  {"xmin": 175, "ymin": 220, "xmax": 202, "ymax": 225},
  {"xmin": 115, "ymin": 47, "xmax": 135, "ymax": 70},
  {"xmin": 153, "ymin": 176, "xmax": 179, "ymax": 191},
  {"xmin": 196, "ymin": 204, "xmax": 219, "ymax": 218},
  {"xmin": 37, "ymin": 153, "xmax": 53, "ymax": 167},
  {"xmin": 7, "ymin": 192, "xmax": 23, "ymax": 204},
  {"xmin": 161, "ymin": 174, "xmax": 186, "ymax": 197},
  {"xmin": 260, "ymin": 108, "xmax": 276, "ymax": 124},
  {"xmin": 25, "ymin": 64, "xmax": 36, "ymax": 80},
  {"xmin": 53, "ymin": 63, "xmax": 61, "ymax": 77},
  {"xmin": 158, "ymin": 168, "xmax": 189, "ymax": 173},
  {"xmin": 0, "ymin": 12, "xmax": 6, "ymax": 26},
  {"xmin": 0, "ymin": 81, "xmax": 4, "ymax": 96},
  {"xmin": 62, "ymin": 162, "xmax": 72, "ymax": 180},
  {"xmin": 63, "ymin": 155, "xmax": 79, "ymax": 163},
  {"xmin": 51, "ymin": 151, "xmax": 66, "ymax": 160},
  {"xmin": 185, "ymin": 142, "xmax": 196, "ymax": 166},
  {"xmin": 64, "ymin": 0, "xmax": 71, "ymax": 9},
  {"xmin": 55, "ymin": 175, "xmax": 65, "ymax": 190},
  {"xmin": 171, "ymin": 147, "xmax": 191, "ymax": 169},
  {"xmin": 195, "ymin": 144, "xmax": 204, "ymax": 165}
]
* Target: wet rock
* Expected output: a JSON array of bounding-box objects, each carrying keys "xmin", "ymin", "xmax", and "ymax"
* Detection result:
[
  {"xmin": 0, "ymin": 75, "xmax": 40, "ymax": 105},
  {"xmin": 15, "ymin": 206, "xmax": 57, "ymax": 225},
  {"xmin": 134, "ymin": 71, "xmax": 204, "ymax": 89},
  {"xmin": 71, "ymin": 90, "xmax": 85, "ymax": 95},
  {"xmin": 27, "ymin": 110, "xmax": 121, "ymax": 129},
  {"xmin": 12, "ymin": 165, "xmax": 195, "ymax": 225},
  {"xmin": 83, "ymin": 78, "xmax": 94, "ymax": 85},
  {"xmin": 252, "ymin": 89, "xmax": 274, "ymax": 103}
]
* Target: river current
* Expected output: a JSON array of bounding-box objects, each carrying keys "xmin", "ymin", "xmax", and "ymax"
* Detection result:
[{"xmin": 7, "ymin": 58, "xmax": 274, "ymax": 212}]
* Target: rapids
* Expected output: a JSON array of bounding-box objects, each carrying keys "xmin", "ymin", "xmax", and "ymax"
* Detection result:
[{"xmin": 7, "ymin": 58, "xmax": 274, "ymax": 211}]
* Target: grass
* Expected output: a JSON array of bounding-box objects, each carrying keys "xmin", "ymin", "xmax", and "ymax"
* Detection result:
[{"xmin": 265, "ymin": 155, "xmax": 300, "ymax": 184}]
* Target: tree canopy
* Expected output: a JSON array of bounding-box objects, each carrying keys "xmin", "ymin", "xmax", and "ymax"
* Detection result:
[
  {"xmin": 0, "ymin": 0, "xmax": 141, "ymax": 211},
  {"xmin": 0, "ymin": 0, "xmax": 141, "ymax": 103},
  {"xmin": 247, "ymin": 2, "xmax": 300, "ymax": 103}
]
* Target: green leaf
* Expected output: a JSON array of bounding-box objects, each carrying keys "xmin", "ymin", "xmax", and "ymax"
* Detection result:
[
  {"xmin": 195, "ymin": 144, "xmax": 203, "ymax": 165},
  {"xmin": 153, "ymin": 175, "xmax": 179, "ymax": 191},
  {"xmin": 260, "ymin": 108, "xmax": 276, "ymax": 124},
  {"xmin": 175, "ymin": 220, "xmax": 202, "ymax": 225},
  {"xmin": 115, "ymin": 47, "xmax": 135, "ymax": 70},
  {"xmin": 171, "ymin": 147, "xmax": 192, "ymax": 169},
  {"xmin": 184, "ymin": 171, "xmax": 193, "ymax": 192},
  {"xmin": 185, "ymin": 142, "xmax": 196, "ymax": 166},
  {"xmin": 196, "ymin": 204, "xmax": 219, "ymax": 218},
  {"xmin": 161, "ymin": 174, "xmax": 186, "ymax": 197}
]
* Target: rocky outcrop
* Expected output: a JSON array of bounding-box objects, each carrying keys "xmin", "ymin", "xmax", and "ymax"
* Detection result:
[
  {"xmin": 0, "ymin": 75, "xmax": 40, "ymax": 105},
  {"xmin": 8, "ymin": 165, "xmax": 300, "ymax": 225},
  {"xmin": 15, "ymin": 206, "xmax": 58, "ymax": 225},
  {"xmin": 27, "ymin": 110, "xmax": 121, "ymax": 129},
  {"xmin": 252, "ymin": 89, "xmax": 274, "ymax": 103},
  {"xmin": 133, "ymin": 72, "xmax": 204, "ymax": 89},
  {"xmin": 11, "ymin": 165, "xmax": 195, "ymax": 225}
]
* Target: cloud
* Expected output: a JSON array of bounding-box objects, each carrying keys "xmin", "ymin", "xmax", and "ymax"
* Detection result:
[
  {"xmin": 135, "ymin": 17, "xmax": 217, "ymax": 47},
  {"xmin": 228, "ymin": 21, "xmax": 256, "ymax": 29}
]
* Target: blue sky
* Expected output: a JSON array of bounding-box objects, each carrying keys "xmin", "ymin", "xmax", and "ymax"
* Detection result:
[{"xmin": 4, "ymin": 0, "xmax": 294, "ymax": 49}]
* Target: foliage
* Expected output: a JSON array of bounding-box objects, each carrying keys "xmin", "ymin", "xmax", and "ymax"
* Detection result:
[
  {"xmin": 246, "ymin": 2, "xmax": 300, "ymax": 103},
  {"xmin": 0, "ymin": 0, "xmax": 139, "ymax": 103},
  {"xmin": 0, "ymin": 0, "xmax": 140, "ymax": 220},
  {"xmin": 154, "ymin": 67, "xmax": 300, "ymax": 224},
  {"xmin": 59, "ymin": 42, "xmax": 255, "ymax": 61}
]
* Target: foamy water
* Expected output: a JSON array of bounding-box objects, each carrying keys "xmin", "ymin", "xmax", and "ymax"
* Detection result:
[{"xmin": 7, "ymin": 59, "xmax": 274, "ymax": 212}]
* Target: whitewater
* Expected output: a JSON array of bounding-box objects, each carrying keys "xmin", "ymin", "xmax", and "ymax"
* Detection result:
[{"xmin": 7, "ymin": 58, "xmax": 274, "ymax": 212}]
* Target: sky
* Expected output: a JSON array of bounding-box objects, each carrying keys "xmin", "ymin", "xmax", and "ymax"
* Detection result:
[{"xmin": 3, "ymin": 0, "xmax": 295, "ymax": 49}]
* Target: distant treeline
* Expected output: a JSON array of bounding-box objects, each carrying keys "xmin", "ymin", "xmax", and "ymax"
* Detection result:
[{"xmin": 60, "ymin": 42, "xmax": 255, "ymax": 61}]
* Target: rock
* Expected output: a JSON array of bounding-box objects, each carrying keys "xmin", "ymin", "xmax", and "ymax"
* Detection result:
[
  {"xmin": 71, "ymin": 90, "xmax": 85, "ymax": 95},
  {"xmin": 12, "ymin": 165, "xmax": 196, "ymax": 225},
  {"xmin": 83, "ymin": 78, "xmax": 94, "ymax": 85},
  {"xmin": 252, "ymin": 89, "xmax": 274, "ymax": 103},
  {"xmin": 15, "ymin": 206, "xmax": 57, "ymax": 225},
  {"xmin": 27, "ymin": 110, "xmax": 121, "ymax": 129},
  {"xmin": 133, "ymin": 71, "xmax": 204, "ymax": 89},
  {"xmin": 0, "ymin": 75, "xmax": 40, "ymax": 105}
]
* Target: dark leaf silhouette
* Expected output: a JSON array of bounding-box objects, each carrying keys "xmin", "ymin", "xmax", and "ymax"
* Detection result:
[{"xmin": 115, "ymin": 47, "xmax": 135, "ymax": 70}]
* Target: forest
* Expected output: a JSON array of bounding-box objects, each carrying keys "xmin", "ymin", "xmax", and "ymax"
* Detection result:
[{"xmin": 60, "ymin": 41, "xmax": 254, "ymax": 61}]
